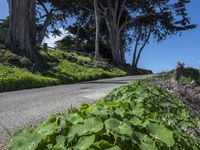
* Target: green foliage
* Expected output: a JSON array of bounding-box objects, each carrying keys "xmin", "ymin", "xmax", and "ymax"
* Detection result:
[
  {"xmin": 0, "ymin": 64, "xmax": 60, "ymax": 92},
  {"xmin": 158, "ymin": 67, "xmax": 200, "ymax": 85},
  {"xmin": 0, "ymin": 47, "xmax": 126, "ymax": 92},
  {"xmin": 42, "ymin": 50, "xmax": 126, "ymax": 83},
  {"xmin": 181, "ymin": 68, "xmax": 200, "ymax": 85},
  {"xmin": 9, "ymin": 80, "xmax": 200, "ymax": 149}
]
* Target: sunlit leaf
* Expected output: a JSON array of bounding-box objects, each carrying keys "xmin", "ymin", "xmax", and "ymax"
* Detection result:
[
  {"xmin": 83, "ymin": 117, "xmax": 103, "ymax": 133},
  {"xmin": 73, "ymin": 135, "xmax": 95, "ymax": 150},
  {"xmin": 105, "ymin": 118, "xmax": 133, "ymax": 137},
  {"xmin": 147, "ymin": 123, "xmax": 175, "ymax": 147}
]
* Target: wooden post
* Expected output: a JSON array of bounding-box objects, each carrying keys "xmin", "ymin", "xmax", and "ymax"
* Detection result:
[
  {"xmin": 43, "ymin": 43, "xmax": 48, "ymax": 51},
  {"xmin": 174, "ymin": 62, "xmax": 184, "ymax": 82}
]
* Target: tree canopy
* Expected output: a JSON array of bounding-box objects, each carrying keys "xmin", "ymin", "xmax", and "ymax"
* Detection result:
[{"xmin": 0, "ymin": 0, "xmax": 196, "ymax": 68}]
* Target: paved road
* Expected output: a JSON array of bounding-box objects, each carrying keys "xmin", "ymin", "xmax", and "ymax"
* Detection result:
[{"xmin": 0, "ymin": 75, "xmax": 150, "ymax": 148}]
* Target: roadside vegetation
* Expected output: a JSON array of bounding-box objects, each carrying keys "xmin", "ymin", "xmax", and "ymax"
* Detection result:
[
  {"xmin": 0, "ymin": 64, "xmax": 60, "ymax": 92},
  {"xmin": 8, "ymin": 78, "xmax": 200, "ymax": 150},
  {"xmin": 158, "ymin": 67, "xmax": 200, "ymax": 85},
  {"xmin": 0, "ymin": 44, "xmax": 127, "ymax": 92}
]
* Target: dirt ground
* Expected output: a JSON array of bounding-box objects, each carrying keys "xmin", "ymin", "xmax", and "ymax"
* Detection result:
[{"xmin": 151, "ymin": 78, "xmax": 200, "ymax": 137}]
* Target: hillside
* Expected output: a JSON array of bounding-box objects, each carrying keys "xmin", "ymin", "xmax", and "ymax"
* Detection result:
[{"xmin": 0, "ymin": 44, "xmax": 129, "ymax": 92}]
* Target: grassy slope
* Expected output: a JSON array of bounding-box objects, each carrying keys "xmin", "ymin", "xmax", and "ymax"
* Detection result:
[
  {"xmin": 8, "ymin": 79, "xmax": 200, "ymax": 150},
  {"xmin": 159, "ymin": 67, "xmax": 200, "ymax": 85},
  {"xmin": 0, "ymin": 44, "xmax": 126, "ymax": 92}
]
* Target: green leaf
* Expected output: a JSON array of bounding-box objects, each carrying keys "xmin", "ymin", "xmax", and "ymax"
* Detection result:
[
  {"xmin": 67, "ymin": 124, "xmax": 87, "ymax": 142},
  {"xmin": 132, "ymin": 108, "xmax": 145, "ymax": 117},
  {"xmin": 36, "ymin": 124, "xmax": 55, "ymax": 137},
  {"xmin": 132, "ymin": 131, "xmax": 158, "ymax": 150},
  {"xmin": 106, "ymin": 146, "xmax": 121, "ymax": 150},
  {"xmin": 149, "ymin": 87, "xmax": 160, "ymax": 95},
  {"xmin": 83, "ymin": 117, "xmax": 104, "ymax": 133},
  {"xmin": 57, "ymin": 115, "xmax": 68, "ymax": 126},
  {"xmin": 130, "ymin": 117, "xmax": 142, "ymax": 126},
  {"xmin": 9, "ymin": 129, "xmax": 42, "ymax": 150},
  {"xmin": 66, "ymin": 112, "xmax": 83, "ymax": 124},
  {"xmin": 73, "ymin": 135, "xmax": 95, "ymax": 150},
  {"xmin": 130, "ymin": 103, "xmax": 145, "ymax": 117},
  {"xmin": 139, "ymin": 135, "xmax": 158, "ymax": 150},
  {"xmin": 53, "ymin": 135, "xmax": 67, "ymax": 150},
  {"xmin": 147, "ymin": 123, "xmax": 175, "ymax": 147},
  {"xmin": 89, "ymin": 140, "xmax": 121, "ymax": 150},
  {"xmin": 114, "ymin": 107, "xmax": 126, "ymax": 117},
  {"xmin": 105, "ymin": 118, "xmax": 133, "ymax": 137}
]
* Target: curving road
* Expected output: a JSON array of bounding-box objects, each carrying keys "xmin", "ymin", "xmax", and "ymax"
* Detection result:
[{"xmin": 0, "ymin": 75, "xmax": 151, "ymax": 148}]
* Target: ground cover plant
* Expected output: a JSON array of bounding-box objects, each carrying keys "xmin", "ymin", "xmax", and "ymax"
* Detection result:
[
  {"xmin": 0, "ymin": 44, "xmax": 127, "ymax": 92},
  {"xmin": 42, "ymin": 50, "xmax": 127, "ymax": 83},
  {"xmin": 8, "ymin": 79, "xmax": 200, "ymax": 150},
  {"xmin": 0, "ymin": 64, "xmax": 60, "ymax": 92}
]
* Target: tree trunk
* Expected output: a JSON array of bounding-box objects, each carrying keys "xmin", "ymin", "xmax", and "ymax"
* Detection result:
[
  {"xmin": 74, "ymin": 23, "xmax": 80, "ymax": 51},
  {"xmin": 135, "ymin": 46, "xmax": 145, "ymax": 68},
  {"xmin": 134, "ymin": 27, "xmax": 151, "ymax": 68},
  {"xmin": 6, "ymin": 0, "xmax": 38, "ymax": 61},
  {"xmin": 37, "ymin": 13, "xmax": 53, "ymax": 45},
  {"xmin": 109, "ymin": 29, "xmax": 123, "ymax": 65},
  {"xmin": 94, "ymin": 0, "xmax": 100, "ymax": 60},
  {"xmin": 119, "ymin": 36, "xmax": 125, "ymax": 65},
  {"xmin": 105, "ymin": 18, "xmax": 122, "ymax": 65},
  {"xmin": 132, "ymin": 33, "xmax": 141, "ymax": 68},
  {"xmin": 0, "ymin": 28, "xmax": 7, "ymax": 43}
]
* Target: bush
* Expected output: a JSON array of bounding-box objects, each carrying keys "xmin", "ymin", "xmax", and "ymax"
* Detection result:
[
  {"xmin": 0, "ymin": 48, "xmax": 127, "ymax": 92},
  {"xmin": 9, "ymin": 80, "xmax": 200, "ymax": 150},
  {"xmin": 0, "ymin": 65, "xmax": 60, "ymax": 92}
]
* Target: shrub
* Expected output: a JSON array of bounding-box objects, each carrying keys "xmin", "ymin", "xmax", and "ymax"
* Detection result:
[
  {"xmin": 0, "ymin": 48, "xmax": 127, "ymax": 92},
  {"xmin": 9, "ymin": 80, "xmax": 200, "ymax": 150},
  {"xmin": 0, "ymin": 65, "xmax": 60, "ymax": 92}
]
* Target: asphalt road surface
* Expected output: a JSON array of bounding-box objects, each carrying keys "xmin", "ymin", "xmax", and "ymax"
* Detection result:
[{"xmin": 0, "ymin": 75, "xmax": 151, "ymax": 148}]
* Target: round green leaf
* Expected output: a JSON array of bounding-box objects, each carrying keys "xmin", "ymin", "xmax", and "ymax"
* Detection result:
[
  {"xmin": 83, "ymin": 117, "xmax": 104, "ymax": 133},
  {"xmin": 67, "ymin": 124, "xmax": 87, "ymax": 142},
  {"xmin": 66, "ymin": 112, "xmax": 83, "ymax": 125},
  {"xmin": 9, "ymin": 129, "xmax": 42, "ymax": 150},
  {"xmin": 36, "ymin": 124, "xmax": 55, "ymax": 137},
  {"xmin": 89, "ymin": 140, "xmax": 121, "ymax": 150},
  {"xmin": 105, "ymin": 118, "xmax": 133, "ymax": 137},
  {"xmin": 53, "ymin": 135, "xmax": 67, "ymax": 150},
  {"xmin": 147, "ymin": 123, "xmax": 175, "ymax": 147},
  {"xmin": 73, "ymin": 135, "xmax": 95, "ymax": 150},
  {"xmin": 130, "ymin": 117, "xmax": 142, "ymax": 126}
]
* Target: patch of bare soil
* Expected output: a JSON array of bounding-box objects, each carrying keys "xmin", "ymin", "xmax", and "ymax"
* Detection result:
[{"xmin": 151, "ymin": 78, "xmax": 200, "ymax": 137}]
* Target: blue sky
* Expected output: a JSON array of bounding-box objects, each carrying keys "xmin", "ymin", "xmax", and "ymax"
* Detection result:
[{"xmin": 0, "ymin": 0, "xmax": 199, "ymax": 73}]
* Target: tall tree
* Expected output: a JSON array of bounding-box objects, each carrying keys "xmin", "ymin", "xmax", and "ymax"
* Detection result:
[
  {"xmin": 94, "ymin": 0, "xmax": 100, "ymax": 59},
  {"xmin": 92, "ymin": 0, "xmax": 196, "ymax": 65},
  {"xmin": 77, "ymin": 0, "xmax": 101, "ymax": 60},
  {"xmin": 56, "ymin": 18, "xmax": 113, "ymax": 60},
  {"xmin": 131, "ymin": 0, "xmax": 196, "ymax": 68},
  {"xmin": 132, "ymin": 24, "xmax": 152, "ymax": 68},
  {"xmin": 93, "ymin": 0, "xmax": 155, "ymax": 65},
  {"xmin": 6, "ymin": 0, "xmax": 38, "ymax": 62}
]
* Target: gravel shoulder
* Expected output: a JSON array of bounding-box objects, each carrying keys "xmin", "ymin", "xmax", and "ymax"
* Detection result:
[{"xmin": 0, "ymin": 75, "xmax": 150, "ymax": 148}]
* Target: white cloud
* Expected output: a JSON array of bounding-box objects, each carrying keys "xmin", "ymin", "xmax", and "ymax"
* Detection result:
[{"xmin": 43, "ymin": 28, "xmax": 68, "ymax": 48}]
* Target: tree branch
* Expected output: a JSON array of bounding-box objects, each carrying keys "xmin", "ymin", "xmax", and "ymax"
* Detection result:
[
  {"xmin": 77, "ymin": 1, "xmax": 93, "ymax": 12},
  {"xmin": 135, "ymin": 26, "xmax": 152, "ymax": 67},
  {"xmin": 117, "ymin": 0, "xmax": 127, "ymax": 27},
  {"xmin": 119, "ymin": 12, "xmax": 154, "ymax": 31},
  {"xmin": 37, "ymin": 1, "xmax": 50, "ymax": 14}
]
